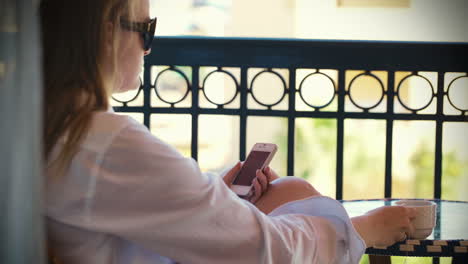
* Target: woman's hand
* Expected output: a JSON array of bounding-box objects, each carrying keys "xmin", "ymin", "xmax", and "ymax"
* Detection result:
[
  {"xmin": 249, "ymin": 167, "xmax": 280, "ymax": 204},
  {"xmin": 351, "ymin": 206, "xmax": 417, "ymax": 248},
  {"xmin": 222, "ymin": 162, "xmax": 242, "ymax": 188},
  {"xmin": 222, "ymin": 163, "xmax": 280, "ymax": 204}
]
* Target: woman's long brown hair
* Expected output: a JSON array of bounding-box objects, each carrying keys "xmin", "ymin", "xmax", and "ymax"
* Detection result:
[{"xmin": 39, "ymin": 0, "xmax": 137, "ymax": 174}]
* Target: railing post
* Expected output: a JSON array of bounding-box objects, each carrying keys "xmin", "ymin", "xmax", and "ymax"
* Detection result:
[
  {"xmin": 434, "ymin": 72, "xmax": 445, "ymax": 199},
  {"xmin": 191, "ymin": 66, "xmax": 200, "ymax": 160},
  {"xmin": 143, "ymin": 59, "xmax": 152, "ymax": 129},
  {"xmin": 385, "ymin": 71, "xmax": 395, "ymax": 198},
  {"xmin": 287, "ymin": 68, "xmax": 296, "ymax": 176},
  {"xmin": 336, "ymin": 69, "xmax": 346, "ymax": 200},
  {"xmin": 239, "ymin": 67, "xmax": 248, "ymax": 161}
]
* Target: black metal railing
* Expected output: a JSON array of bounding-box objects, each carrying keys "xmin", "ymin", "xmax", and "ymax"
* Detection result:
[{"xmin": 113, "ymin": 36, "xmax": 468, "ymax": 200}]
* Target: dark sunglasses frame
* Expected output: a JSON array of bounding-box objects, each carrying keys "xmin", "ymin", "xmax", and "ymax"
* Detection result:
[{"xmin": 120, "ymin": 17, "xmax": 157, "ymax": 51}]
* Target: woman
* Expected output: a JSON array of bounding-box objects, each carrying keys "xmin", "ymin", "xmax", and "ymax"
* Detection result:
[{"xmin": 41, "ymin": 0, "xmax": 415, "ymax": 263}]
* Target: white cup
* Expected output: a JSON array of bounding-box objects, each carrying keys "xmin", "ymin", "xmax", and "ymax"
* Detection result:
[{"xmin": 394, "ymin": 199, "xmax": 437, "ymax": 239}]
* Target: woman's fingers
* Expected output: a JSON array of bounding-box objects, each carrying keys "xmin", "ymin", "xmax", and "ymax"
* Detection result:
[
  {"xmin": 401, "ymin": 208, "xmax": 416, "ymax": 239},
  {"xmin": 391, "ymin": 208, "xmax": 414, "ymax": 243},
  {"xmin": 406, "ymin": 221, "xmax": 415, "ymax": 239},
  {"xmin": 222, "ymin": 161, "xmax": 242, "ymax": 187},
  {"xmin": 264, "ymin": 167, "xmax": 280, "ymax": 182},
  {"xmin": 358, "ymin": 205, "xmax": 418, "ymax": 247},
  {"xmin": 248, "ymin": 170, "xmax": 270, "ymax": 204},
  {"xmin": 406, "ymin": 207, "xmax": 417, "ymax": 219},
  {"xmin": 250, "ymin": 178, "xmax": 262, "ymax": 204},
  {"xmin": 396, "ymin": 231, "xmax": 407, "ymax": 242},
  {"xmin": 256, "ymin": 169, "xmax": 268, "ymax": 192}
]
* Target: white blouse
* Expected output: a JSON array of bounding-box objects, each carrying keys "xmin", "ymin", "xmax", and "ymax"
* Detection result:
[{"xmin": 46, "ymin": 110, "xmax": 365, "ymax": 264}]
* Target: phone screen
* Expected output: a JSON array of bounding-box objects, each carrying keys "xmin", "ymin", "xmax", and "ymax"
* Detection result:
[{"xmin": 232, "ymin": 151, "xmax": 270, "ymax": 186}]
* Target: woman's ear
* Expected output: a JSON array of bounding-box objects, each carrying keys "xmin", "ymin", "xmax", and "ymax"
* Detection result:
[{"xmin": 101, "ymin": 22, "xmax": 117, "ymax": 88}]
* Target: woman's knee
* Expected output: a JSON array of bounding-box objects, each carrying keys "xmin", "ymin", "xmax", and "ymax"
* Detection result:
[
  {"xmin": 255, "ymin": 176, "xmax": 321, "ymax": 214},
  {"xmin": 270, "ymin": 176, "xmax": 320, "ymax": 196}
]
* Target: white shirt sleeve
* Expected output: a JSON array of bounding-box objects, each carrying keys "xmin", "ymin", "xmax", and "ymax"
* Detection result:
[{"xmin": 53, "ymin": 118, "xmax": 365, "ymax": 264}]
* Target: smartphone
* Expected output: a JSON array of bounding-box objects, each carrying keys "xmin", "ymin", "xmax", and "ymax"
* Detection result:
[{"xmin": 231, "ymin": 143, "xmax": 278, "ymax": 197}]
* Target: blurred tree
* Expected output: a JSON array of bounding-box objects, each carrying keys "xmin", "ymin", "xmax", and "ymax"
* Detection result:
[
  {"xmin": 277, "ymin": 119, "xmax": 466, "ymax": 200},
  {"xmin": 276, "ymin": 118, "xmax": 336, "ymax": 181},
  {"xmin": 410, "ymin": 142, "xmax": 465, "ymax": 200}
]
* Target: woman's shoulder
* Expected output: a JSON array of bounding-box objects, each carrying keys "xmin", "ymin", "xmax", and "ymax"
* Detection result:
[
  {"xmin": 80, "ymin": 111, "xmax": 147, "ymax": 152},
  {"xmin": 87, "ymin": 111, "xmax": 179, "ymax": 157},
  {"xmin": 91, "ymin": 111, "xmax": 140, "ymax": 131}
]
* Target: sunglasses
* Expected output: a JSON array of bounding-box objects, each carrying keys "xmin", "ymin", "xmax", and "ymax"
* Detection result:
[{"xmin": 120, "ymin": 17, "xmax": 157, "ymax": 51}]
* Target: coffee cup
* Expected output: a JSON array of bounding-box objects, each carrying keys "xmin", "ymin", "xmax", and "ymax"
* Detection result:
[{"xmin": 394, "ymin": 199, "xmax": 437, "ymax": 239}]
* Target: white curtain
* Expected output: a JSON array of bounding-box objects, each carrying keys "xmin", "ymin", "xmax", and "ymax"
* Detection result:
[{"xmin": 0, "ymin": 0, "xmax": 46, "ymax": 263}]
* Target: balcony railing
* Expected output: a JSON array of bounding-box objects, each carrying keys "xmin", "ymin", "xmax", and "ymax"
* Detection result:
[{"xmin": 113, "ymin": 36, "xmax": 468, "ymax": 200}]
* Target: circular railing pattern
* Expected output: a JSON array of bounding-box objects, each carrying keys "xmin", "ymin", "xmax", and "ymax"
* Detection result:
[
  {"xmin": 348, "ymin": 71, "xmax": 385, "ymax": 111},
  {"xmin": 446, "ymin": 74, "xmax": 468, "ymax": 114},
  {"xmin": 111, "ymin": 78, "xmax": 143, "ymax": 106},
  {"xmin": 153, "ymin": 66, "xmax": 191, "ymax": 106},
  {"xmin": 396, "ymin": 72, "xmax": 435, "ymax": 113},
  {"xmin": 298, "ymin": 70, "xmax": 336, "ymax": 110},
  {"xmin": 111, "ymin": 68, "xmax": 467, "ymax": 116},
  {"xmin": 201, "ymin": 68, "xmax": 239, "ymax": 107},
  {"xmin": 249, "ymin": 69, "xmax": 287, "ymax": 109}
]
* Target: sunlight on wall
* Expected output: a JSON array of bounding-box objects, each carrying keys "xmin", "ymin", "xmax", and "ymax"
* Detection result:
[
  {"xmin": 296, "ymin": 0, "xmax": 468, "ymax": 42},
  {"xmin": 152, "ymin": 0, "xmax": 468, "ymax": 41}
]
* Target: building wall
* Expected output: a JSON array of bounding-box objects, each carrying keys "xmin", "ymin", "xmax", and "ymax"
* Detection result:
[{"xmin": 295, "ymin": 0, "xmax": 468, "ymax": 42}]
